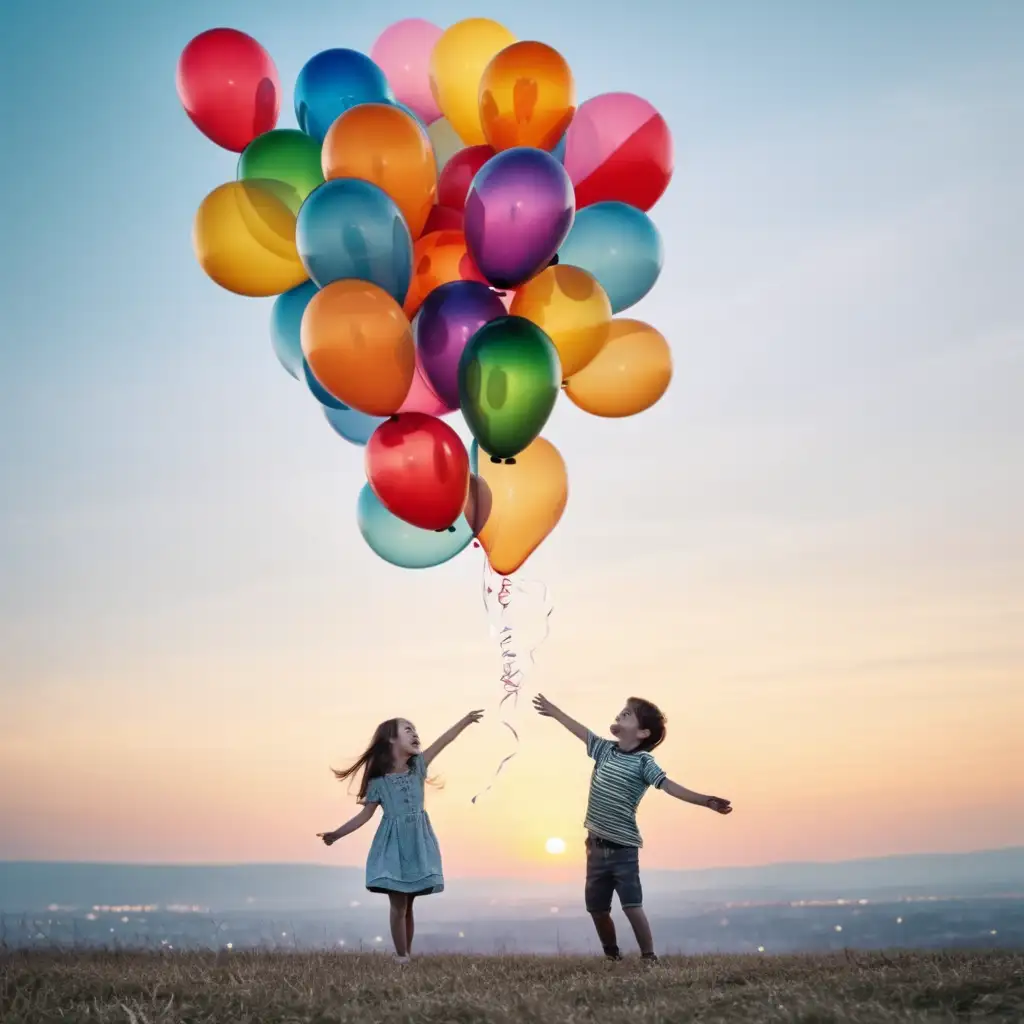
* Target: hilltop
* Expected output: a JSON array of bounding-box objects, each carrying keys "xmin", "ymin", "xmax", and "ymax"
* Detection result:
[{"xmin": 2, "ymin": 949, "xmax": 1021, "ymax": 1023}]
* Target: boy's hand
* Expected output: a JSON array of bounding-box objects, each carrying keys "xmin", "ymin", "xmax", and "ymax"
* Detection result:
[
  {"xmin": 316, "ymin": 831, "xmax": 338, "ymax": 846},
  {"xmin": 706, "ymin": 797, "xmax": 732, "ymax": 815},
  {"xmin": 532, "ymin": 693, "xmax": 557, "ymax": 717},
  {"xmin": 462, "ymin": 709, "xmax": 484, "ymax": 725}
]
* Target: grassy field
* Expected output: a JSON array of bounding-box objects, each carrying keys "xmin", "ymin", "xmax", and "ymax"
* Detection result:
[{"xmin": 1, "ymin": 949, "xmax": 1021, "ymax": 1023}]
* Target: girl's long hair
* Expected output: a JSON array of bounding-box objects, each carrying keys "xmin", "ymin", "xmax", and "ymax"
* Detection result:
[
  {"xmin": 332, "ymin": 718, "xmax": 405, "ymax": 801},
  {"xmin": 331, "ymin": 718, "xmax": 441, "ymax": 798}
]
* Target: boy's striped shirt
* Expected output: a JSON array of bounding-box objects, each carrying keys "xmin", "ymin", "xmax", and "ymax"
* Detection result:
[{"xmin": 583, "ymin": 731, "xmax": 666, "ymax": 847}]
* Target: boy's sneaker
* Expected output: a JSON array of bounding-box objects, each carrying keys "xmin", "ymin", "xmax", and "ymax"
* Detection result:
[
  {"xmin": 603, "ymin": 945, "xmax": 623, "ymax": 961},
  {"xmin": 641, "ymin": 952, "xmax": 660, "ymax": 965}
]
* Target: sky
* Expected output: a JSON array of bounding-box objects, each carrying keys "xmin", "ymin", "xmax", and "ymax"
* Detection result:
[{"xmin": 1, "ymin": 1, "xmax": 1023, "ymax": 883}]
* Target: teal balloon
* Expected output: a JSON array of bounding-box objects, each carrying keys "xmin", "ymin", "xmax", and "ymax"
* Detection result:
[
  {"xmin": 558, "ymin": 201, "xmax": 663, "ymax": 313},
  {"xmin": 296, "ymin": 178, "xmax": 413, "ymax": 302},
  {"xmin": 304, "ymin": 360, "xmax": 347, "ymax": 410},
  {"xmin": 324, "ymin": 405, "xmax": 385, "ymax": 446},
  {"xmin": 357, "ymin": 483, "xmax": 473, "ymax": 568},
  {"xmin": 270, "ymin": 280, "xmax": 318, "ymax": 379},
  {"xmin": 458, "ymin": 316, "xmax": 560, "ymax": 459}
]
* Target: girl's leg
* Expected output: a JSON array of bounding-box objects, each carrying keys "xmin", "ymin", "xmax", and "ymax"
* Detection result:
[
  {"xmin": 622, "ymin": 906, "xmax": 655, "ymax": 958},
  {"xmin": 405, "ymin": 895, "xmax": 416, "ymax": 953},
  {"xmin": 388, "ymin": 893, "xmax": 410, "ymax": 956}
]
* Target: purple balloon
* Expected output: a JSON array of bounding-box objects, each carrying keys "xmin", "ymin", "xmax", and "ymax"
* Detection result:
[
  {"xmin": 464, "ymin": 147, "xmax": 575, "ymax": 290},
  {"xmin": 415, "ymin": 281, "xmax": 507, "ymax": 407}
]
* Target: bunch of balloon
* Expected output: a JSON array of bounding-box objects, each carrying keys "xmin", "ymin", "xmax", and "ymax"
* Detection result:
[{"xmin": 177, "ymin": 16, "xmax": 675, "ymax": 579}]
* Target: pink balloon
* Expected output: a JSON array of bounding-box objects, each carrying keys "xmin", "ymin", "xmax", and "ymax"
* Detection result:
[
  {"xmin": 370, "ymin": 18, "xmax": 443, "ymax": 124},
  {"xmin": 399, "ymin": 354, "xmax": 454, "ymax": 416},
  {"xmin": 563, "ymin": 92, "xmax": 662, "ymax": 187}
]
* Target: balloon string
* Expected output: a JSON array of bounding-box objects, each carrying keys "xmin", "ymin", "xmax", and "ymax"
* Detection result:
[{"xmin": 472, "ymin": 561, "xmax": 552, "ymax": 804}]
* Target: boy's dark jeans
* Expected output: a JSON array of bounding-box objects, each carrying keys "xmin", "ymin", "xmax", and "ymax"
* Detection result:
[{"xmin": 584, "ymin": 833, "xmax": 643, "ymax": 913}]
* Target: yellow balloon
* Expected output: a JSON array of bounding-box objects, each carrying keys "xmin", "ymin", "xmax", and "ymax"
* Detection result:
[
  {"xmin": 192, "ymin": 181, "xmax": 308, "ymax": 297},
  {"xmin": 509, "ymin": 265, "xmax": 612, "ymax": 379},
  {"xmin": 469, "ymin": 436, "xmax": 568, "ymax": 575},
  {"xmin": 564, "ymin": 319, "xmax": 673, "ymax": 417},
  {"xmin": 429, "ymin": 18, "xmax": 516, "ymax": 145},
  {"xmin": 426, "ymin": 117, "xmax": 465, "ymax": 174}
]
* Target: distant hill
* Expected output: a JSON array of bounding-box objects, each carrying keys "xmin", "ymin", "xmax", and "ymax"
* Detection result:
[{"xmin": 1, "ymin": 848, "xmax": 1021, "ymax": 913}]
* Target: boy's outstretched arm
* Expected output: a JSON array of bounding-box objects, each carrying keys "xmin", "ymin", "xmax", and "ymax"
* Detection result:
[
  {"xmin": 532, "ymin": 693, "xmax": 589, "ymax": 743},
  {"xmin": 422, "ymin": 709, "xmax": 484, "ymax": 768},
  {"xmin": 661, "ymin": 779, "xmax": 733, "ymax": 814}
]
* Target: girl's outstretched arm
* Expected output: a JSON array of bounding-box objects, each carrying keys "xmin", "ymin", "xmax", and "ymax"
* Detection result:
[
  {"xmin": 532, "ymin": 694, "xmax": 589, "ymax": 743},
  {"xmin": 422, "ymin": 710, "xmax": 484, "ymax": 768},
  {"xmin": 317, "ymin": 802, "xmax": 379, "ymax": 845},
  {"xmin": 661, "ymin": 779, "xmax": 732, "ymax": 814}
]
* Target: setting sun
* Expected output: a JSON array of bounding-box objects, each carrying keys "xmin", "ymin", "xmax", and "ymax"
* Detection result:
[{"xmin": 545, "ymin": 837, "xmax": 566, "ymax": 855}]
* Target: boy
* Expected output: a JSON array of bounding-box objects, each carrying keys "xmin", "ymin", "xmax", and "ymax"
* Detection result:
[{"xmin": 533, "ymin": 693, "xmax": 732, "ymax": 962}]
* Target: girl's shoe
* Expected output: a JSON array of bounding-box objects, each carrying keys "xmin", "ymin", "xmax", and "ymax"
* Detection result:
[
  {"xmin": 641, "ymin": 952, "xmax": 660, "ymax": 965},
  {"xmin": 393, "ymin": 954, "xmax": 411, "ymax": 965}
]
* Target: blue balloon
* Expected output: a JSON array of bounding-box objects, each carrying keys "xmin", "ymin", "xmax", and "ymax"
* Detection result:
[
  {"xmin": 296, "ymin": 179, "xmax": 413, "ymax": 301},
  {"xmin": 357, "ymin": 484, "xmax": 473, "ymax": 569},
  {"xmin": 270, "ymin": 280, "xmax": 318, "ymax": 379},
  {"xmin": 304, "ymin": 360, "xmax": 348, "ymax": 410},
  {"xmin": 294, "ymin": 49, "xmax": 395, "ymax": 142},
  {"xmin": 323, "ymin": 405, "xmax": 385, "ymax": 446},
  {"xmin": 557, "ymin": 201, "xmax": 664, "ymax": 313}
]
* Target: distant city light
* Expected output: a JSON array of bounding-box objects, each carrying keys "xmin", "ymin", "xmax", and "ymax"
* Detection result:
[
  {"xmin": 226, "ymin": 943, "xmax": 233, "ymax": 950},
  {"xmin": 896, "ymin": 917, "xmax": 903, "ymax": 924},
  {"xmin": 757, "ymin": 946, "xmax": 765, "ymax": 953},
  {"xmin": 834, "ymin": 925, "xmax": 843, "ymax": 932}
]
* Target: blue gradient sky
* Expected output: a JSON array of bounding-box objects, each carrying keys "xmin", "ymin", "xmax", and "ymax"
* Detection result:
[{"xmin": 2, "ymin": 1, "xmax": 1023, "ymax": 876}]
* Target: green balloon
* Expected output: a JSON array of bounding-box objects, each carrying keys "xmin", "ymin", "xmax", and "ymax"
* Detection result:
[
  {"xmin": 458, "ymin": 316, "xmax": 561, "ymax": 459},
  {"xmin": 237, "ymin": 129, "xmax": 324, "ymax": 215}
]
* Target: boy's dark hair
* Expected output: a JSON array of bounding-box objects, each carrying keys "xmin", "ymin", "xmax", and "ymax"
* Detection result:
[{"xmin": 628, "ymin": 697, "xmax": 667, "ymax": 752}]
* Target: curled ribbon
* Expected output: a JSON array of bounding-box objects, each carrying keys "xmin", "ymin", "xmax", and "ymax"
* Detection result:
[{"xmin": 472, "ymin": 558, "xmax": 553, "ymax": 803}]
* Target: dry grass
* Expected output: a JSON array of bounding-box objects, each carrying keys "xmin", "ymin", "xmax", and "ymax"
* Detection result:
[{"xmin": 1, "ymin": 949, "xmax": 1021, "ymax": 1023}]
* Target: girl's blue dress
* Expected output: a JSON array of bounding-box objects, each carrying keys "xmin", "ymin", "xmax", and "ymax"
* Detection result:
[{"xmin": 361, "ymin": 753, "xmax": 444, "ymax": 895}]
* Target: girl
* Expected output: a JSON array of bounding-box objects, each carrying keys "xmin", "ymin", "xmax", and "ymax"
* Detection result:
[{"xmin": 317, "ymin": 710, "xmax": 483, "ymax": 963}]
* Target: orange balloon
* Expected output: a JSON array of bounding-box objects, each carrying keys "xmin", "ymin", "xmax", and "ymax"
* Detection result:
[
  {"xmin": 300, "ymin": 280, "xmax": 415, "ymax": 416},
  {"xmin": 479, "ymin": 42, "xmax": 576, "ymax": 152},
  {"xmin": 192, "ymin": 180, "xmax": 308, "ymax": 297},
  {"xmin": 403, "ymin": 229, "xmax": 488, "ymax": 317},
  {"xmin": 509, "ymin": 265, "xmax": 612, "ymax": 379},
  {"xmin": 564, "ymin": 319, "xmax": 673, "ymax": 418},
  {"xmin": 322, "ymin": 103, "xmax": 437, "ymax": 239},
  {"xmin": 469, "ymin": 436, "xmax": 568, "ymax": 575}
]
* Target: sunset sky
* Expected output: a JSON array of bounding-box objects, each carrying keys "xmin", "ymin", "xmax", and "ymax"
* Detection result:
[{"xmin": 2, "ymin": 0, "xmax": 1022, "ymax": 882}]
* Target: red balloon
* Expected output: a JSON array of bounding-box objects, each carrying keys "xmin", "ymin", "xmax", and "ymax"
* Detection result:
[
  {"xmin": 176, "ymin": 28, "xmax": 281, "ymax": 152},
  {"xmin": 365, "ymin": 413, "xmax": 470, "ymax": 530},
  {"xmin": 438, "ymin": 146, "xmax": 495, "ymax": 211},
  {"xmin": 423, "ymin": 205, "xmax": 464, "ymax": 234},
  {"xmin": 573, "ymin": 114, "xmax": 672, "ymax": 211}
]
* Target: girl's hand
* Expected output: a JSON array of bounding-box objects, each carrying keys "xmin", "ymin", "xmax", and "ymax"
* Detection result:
[
  {"xmin": 316, "ymin": 830, "xmax": 339, "ymax": 846},
  {"xmin": 462, "ymin": 710, "xmax": 484, "ymax": 726},
  {"xmin": 706, "ymin": 797, "xmax": 732, "ymax": 815}
]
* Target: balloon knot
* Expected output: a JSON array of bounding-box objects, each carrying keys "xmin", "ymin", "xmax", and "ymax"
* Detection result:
[
  {"xmin": 504, "ymin": 458, "xmax": 516, "ymax": 465},
  {"xmin": 388, "ymin": 414, "xmax": 400, "ymax": 422},
  {"xmin": 548, "ymin": 253, "xmax": 560, "ymax": 267},
  {"xmin": 490, "ymin": 455, "xmax": 502, "ymax": 464}
]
